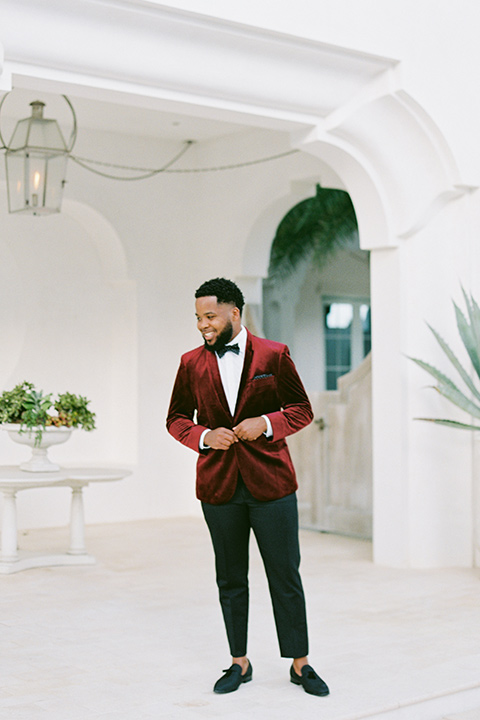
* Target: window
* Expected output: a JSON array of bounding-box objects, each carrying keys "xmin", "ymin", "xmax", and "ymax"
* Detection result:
[{"xmin": 324, "ymin": 300, "xmax": 371, "ymax": 390}]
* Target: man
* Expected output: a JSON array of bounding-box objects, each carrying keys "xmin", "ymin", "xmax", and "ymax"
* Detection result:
[{"xmin": 166, "ymin": 277, "xmax": 329, "ymax": 697}]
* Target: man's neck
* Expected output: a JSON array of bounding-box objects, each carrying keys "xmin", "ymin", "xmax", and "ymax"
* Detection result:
[{"xmin": 229, "ymin": 324, "xmax": 244, "ymax": 343}]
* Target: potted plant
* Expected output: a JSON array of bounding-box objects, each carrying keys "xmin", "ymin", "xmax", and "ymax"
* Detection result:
[{"xmin": 0, "ymin": 381, "xmax": 96, "ymax": 472}]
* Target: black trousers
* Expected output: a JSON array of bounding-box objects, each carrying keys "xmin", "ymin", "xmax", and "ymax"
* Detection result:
[{"xmin": 201, "ymin": 475, "xmax": 309, "ymax": 658}]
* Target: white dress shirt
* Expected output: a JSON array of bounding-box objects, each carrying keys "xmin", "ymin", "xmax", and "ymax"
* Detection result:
[{"xmin": 200, "ymin": 325, "xmax": 272, "ymax": 449}]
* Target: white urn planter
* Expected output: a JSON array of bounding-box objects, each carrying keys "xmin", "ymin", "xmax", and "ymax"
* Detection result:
[{"xmin": 1, "ymin": 424, "xmax": 73, "ymax": 472}]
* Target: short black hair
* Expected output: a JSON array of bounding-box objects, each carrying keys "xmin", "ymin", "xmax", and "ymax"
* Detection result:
[{"xmin": 195, "ymin": 277, "xmax": 245, "ymax": 316}]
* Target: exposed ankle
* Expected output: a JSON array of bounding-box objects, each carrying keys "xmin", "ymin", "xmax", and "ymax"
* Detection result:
[
  {"xmin": 232, "ymin": 657, "xmax": 249, "ymax": 674},
  {"xmin": 293, "ymin": 658, "xmax": 308, "ymax": 674}
]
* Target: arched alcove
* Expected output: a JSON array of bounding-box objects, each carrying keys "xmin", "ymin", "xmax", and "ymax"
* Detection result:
[{"xmin": 0, "ymin": 192, "xmax": 138, "ymax": 528}]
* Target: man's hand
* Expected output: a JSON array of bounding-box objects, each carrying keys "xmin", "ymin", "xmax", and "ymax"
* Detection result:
[
  {"xmin": 204, "ymin": 427, "xmax": 238, "ymax": 450},
  {"xmin": 233, "ymin": 417, "xmax": 267, "ymax": 442}
]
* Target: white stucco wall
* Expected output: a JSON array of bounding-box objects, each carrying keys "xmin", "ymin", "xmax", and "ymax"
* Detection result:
[
  {"xmin": 0, "ymin": 124, "xmax": 329, "ymax": 529},
  {"xmin": 1, "ymin": 0, "xmax": 480, "ymax": 569},
  {"xmin": 158, "ymin": 0, "xmax": 480, "ymax": 185}
]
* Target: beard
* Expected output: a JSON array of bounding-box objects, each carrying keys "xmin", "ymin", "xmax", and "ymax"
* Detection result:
[{"xmin": 204, "ymin": 320, "xmax": 234, "ymax": 354}]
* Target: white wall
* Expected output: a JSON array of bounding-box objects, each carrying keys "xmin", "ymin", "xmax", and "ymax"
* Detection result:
[
  {"xmin": 0, "ymin": 191, "xmax": 140, "ymax": 526},
  {"xmin": 371, "ymin": 193, "xmax": 480, "ymax": 568},
  {"xmin": 1, "ymin": 0, "xmax": 480, "ymax": 568},
  {"xmin": 0, "ymin": 124, "xmax": 329, "ymax": 529},
  {"xmin": 404, "ymin": 195, "xmax": 478, "ymax": 567},
  {"xmin": 159, "ymin": 0, "xmax": 480, "ymax": 183}
]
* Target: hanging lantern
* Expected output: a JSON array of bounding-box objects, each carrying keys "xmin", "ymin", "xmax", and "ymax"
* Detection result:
[{"xmin": 0, "ymin": 94, "xmax": 77, "ymax": 216}]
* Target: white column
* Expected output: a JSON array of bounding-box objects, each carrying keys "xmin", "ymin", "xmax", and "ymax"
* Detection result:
[
  {"xmin": 370, "ymin": 246, "xmax": 410, "ymax": 567},
  {"xmin": 68, "ymin": 486, "xmax": 86, "ymax": 555},
  {"xmin": 1, "ymin": 489, "xmax": 18, "ymax": 561}
]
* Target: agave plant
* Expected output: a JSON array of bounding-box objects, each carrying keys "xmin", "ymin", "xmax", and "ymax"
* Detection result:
[{"xmin": 410, "ymin": 288, "xmax": 480, "ymax": 430}]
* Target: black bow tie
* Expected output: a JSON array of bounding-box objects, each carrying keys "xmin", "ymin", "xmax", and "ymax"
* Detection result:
[{"xmin": 216, "ymin": 343, "xmax": 240, "ymax": 358}]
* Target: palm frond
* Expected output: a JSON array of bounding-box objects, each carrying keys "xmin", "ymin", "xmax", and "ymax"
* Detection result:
[{"xmin": 268, "ymin": 184, "xmax": 358, "ymax": 278}]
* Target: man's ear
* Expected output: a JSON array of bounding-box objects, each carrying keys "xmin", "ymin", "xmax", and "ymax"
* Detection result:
[{"xmin": 231, "ymin": 306, "xmax": 241, "ymax": 321}]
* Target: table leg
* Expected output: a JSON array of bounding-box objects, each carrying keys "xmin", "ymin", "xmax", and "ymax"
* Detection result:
[
  {"xmin": 1, "ymin": 490, "xmax": 18, "ymax": 561},
  {"xmin": 68, "ymin": 486, "xmax": 87, "ymax": 555}
]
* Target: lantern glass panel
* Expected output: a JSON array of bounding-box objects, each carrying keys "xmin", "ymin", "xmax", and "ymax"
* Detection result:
[
  {"xmin": 8, "ymin": 118, "xmax": 30, "ymax": 150},
  {"xmin": 28, "ymin": 119, "xmax": 66, "ymax": 151},
  {"xmin": 5, "ymin": 150, "xmax": 67, "ymax": 215},
  {"xmin": 42, "ymin": 153, "xmax": 68, "ymax": 213},
  {"xmin": 5, "ymin": 152, "xmax": 26, "ymax": 213},
  {"xmin": 9, "ymin": 118, "xmax": 66, "ymax": 152}
]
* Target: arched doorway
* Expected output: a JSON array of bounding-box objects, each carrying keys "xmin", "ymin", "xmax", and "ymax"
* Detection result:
[
  {"xmin": 261, "ymin": 187, "xmax": 373, "ymax": 538},
  {"xmin": 262, "ymin": 185, "xmax": 370, "ymax": 393}
]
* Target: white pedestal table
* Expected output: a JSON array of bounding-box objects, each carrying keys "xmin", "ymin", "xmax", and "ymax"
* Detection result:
[{"xmin": 0, "ymin": 466, "xmax": 131, "ymax": 574}]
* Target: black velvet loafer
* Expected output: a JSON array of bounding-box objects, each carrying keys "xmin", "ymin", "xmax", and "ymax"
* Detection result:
[
  {"xmin": 290, "ymin": 664, "xmax": 329, "ymax": 696},
  {"xmin": 213, "ymin": 661, "xmax": 252, "ymax": 694}
]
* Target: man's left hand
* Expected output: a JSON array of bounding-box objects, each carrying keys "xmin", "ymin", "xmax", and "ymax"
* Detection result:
[{"xmin": 233, "ymin": 417, "xmax": 267, "ymax": 442}]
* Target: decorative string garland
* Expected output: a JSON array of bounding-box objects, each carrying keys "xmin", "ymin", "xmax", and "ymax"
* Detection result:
[{"xmin": 68, "ymin": 141, "xmax": 300, "ymax": 181}]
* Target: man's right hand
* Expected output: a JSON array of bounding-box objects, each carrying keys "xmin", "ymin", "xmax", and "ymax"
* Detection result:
[{"xmin": 204, "ymin": 427, "xmax": 239, "ymax": 450}]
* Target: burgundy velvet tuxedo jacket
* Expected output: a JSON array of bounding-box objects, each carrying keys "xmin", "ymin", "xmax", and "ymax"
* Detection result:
[{"xmin": 166, "ymin": 330, "xmax": 313, "ymax": 504}]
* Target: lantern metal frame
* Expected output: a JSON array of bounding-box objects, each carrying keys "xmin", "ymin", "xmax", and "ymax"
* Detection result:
[{"xmin": 0, "ymin": 93, "xmax": 77, "ymax": 216}]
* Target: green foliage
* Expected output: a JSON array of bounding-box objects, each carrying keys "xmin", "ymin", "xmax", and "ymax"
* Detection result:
[
  {"xmin": 268, "ymin": 184, "xmax": 359, "ymax": 278},
  {"xmin": 54, "ymin": 392, "xmax": 96, "ymax": 432},
  {"xmin": 0, "ymin": 381, "xmax": 96, "ymax": 446},
  {"xmin": 22, "ymin": 389, "xmax": 53, "ymax": 429},
  {"xmin": 410, "ymin": 288, "xmax": 480, "ymax": 430},
  {"xmin": 0, "ymin": 381, "xmax": 35, "ymax": 425}
]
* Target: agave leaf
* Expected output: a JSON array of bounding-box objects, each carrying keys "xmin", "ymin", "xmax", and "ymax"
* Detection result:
[
  {"xmin": 409, "ymin": 358, "xmax": 480, "ymax": 418},
  {"xmin": 434, "ymin": 381, "xmax": 480, "ymax": 420},
  {"xmin": 467, "ymin": 291, "xmax": 480, "ymax": 366},
  {"xmin": 470, "ymin": 292, "xmax": 480, "ymax": 327},
  {"xmin": 427, "ymin": 323, "xmax": 480, "ymax": 401},
  {"xmin": 409, "ymin": 356, "xmax": 464, "ymax": 394},
  {"xmin": 415, "ymin": 417, "xmax": 480, "ymax": 431},
  {"xmin": 411, "ymin": 290, "xmax": 480, "ymax": 431},
  {"xmin": 461, "ymin": 286, "xmax": 480, "ymax": 352},
  {"xmin": 454, "ymin": 300, "xmax": 480, "ymax": 379}
]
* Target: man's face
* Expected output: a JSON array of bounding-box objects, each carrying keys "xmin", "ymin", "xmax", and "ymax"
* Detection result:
[{"xmin": 195, "ymin": 296, "xmax": 240, "ymax": 353}]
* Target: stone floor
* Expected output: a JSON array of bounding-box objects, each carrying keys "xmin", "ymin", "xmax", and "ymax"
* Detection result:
[{"xmin": 1, "ymin": 516, "xmax": 480, "ymax": 720}]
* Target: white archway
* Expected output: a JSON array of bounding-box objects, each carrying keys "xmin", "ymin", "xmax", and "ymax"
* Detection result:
[
  {"xmin": 1, "ymin": 1, "xmax": 476, "ymax": 566},
  {"xmin": 238, "ymin": 87, "xmax": 471, "ymax": 567}
]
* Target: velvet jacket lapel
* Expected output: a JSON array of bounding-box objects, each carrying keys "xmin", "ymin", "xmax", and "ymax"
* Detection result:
[
  {"xmin": 203, "ymin": 330, "xmax": 255, "ymax": 424},
  {"xmin": 233, "ymin": 331, "xmax": 254, "ymax": 423},
  {"xmin": 205, "ymin": 345, "xmax": 232, "ymax": 420}
]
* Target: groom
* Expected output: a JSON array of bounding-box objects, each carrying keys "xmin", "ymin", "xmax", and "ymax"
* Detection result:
[{"xmin": 166, "ymin": 277, "xmax": 329, "ymax": 697}]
